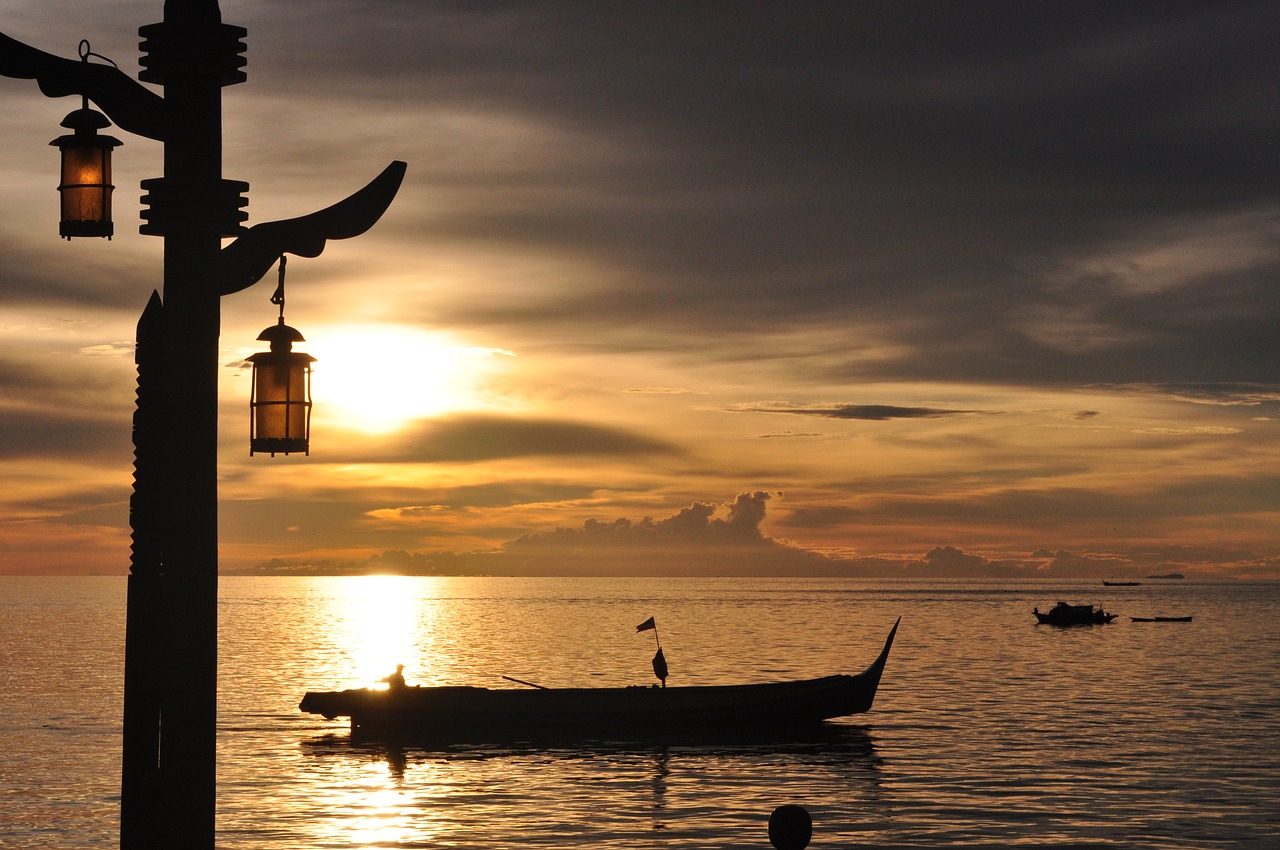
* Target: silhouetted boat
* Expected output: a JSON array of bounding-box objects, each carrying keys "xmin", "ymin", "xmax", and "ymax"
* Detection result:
[
  {"xmin": 300, "ymin": 618, "xmax": 900, "ymax": 742},
  {"xmin": 1103, "ymin": 580, "xmax": 1142, "ymax": 586},
  {"xmin": 1034, "ymin": 602, "xmax": 1117, "ymax": 626},
  {"xmin": 1130, "ymin": 616, "xmax": 1193, "ymax": 622}
]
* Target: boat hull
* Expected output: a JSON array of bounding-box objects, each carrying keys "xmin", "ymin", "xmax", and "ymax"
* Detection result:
[
  {"xmin": 1034, "ymin": 604, "xmax": 1116, "ymax": 626},
  {"xmin": 301, "ymin": 618, "xmax": 899, "ymax": 742},
  {"xmin": 1034, "ymin": 613, "xmax": 1117, "ymax": 625}
]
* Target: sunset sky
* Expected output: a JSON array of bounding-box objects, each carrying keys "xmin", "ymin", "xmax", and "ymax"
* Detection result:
[{"xmin": 3, "ymin": 1, "xmax": 1279, "ymax": 579}]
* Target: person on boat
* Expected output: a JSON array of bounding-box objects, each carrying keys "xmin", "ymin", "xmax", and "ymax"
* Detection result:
[
  {"xmin": 382, "ymin": 664, "xmax": 406, "ymax": 690},
  {"xmin": 652, "ymin": 647, "xmax": 668, "ymax": 689}
]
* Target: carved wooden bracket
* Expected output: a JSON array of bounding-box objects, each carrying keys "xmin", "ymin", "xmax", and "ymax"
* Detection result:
[{"xmin": 218, "ymin": 160, "xmax": 407, "ymax": 296}]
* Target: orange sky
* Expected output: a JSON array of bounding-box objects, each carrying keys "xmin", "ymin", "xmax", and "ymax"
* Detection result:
[{"xmin": 3, "ymin": 2, "xmax": 1280, "ymax": 579}]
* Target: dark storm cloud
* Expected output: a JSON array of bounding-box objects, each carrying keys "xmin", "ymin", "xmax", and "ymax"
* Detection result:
[
  {"xmin": 257, "ymin": 0, "xmax": 1280, "ymax": 389},
  {"xmin": 6, "ymin": 2, "xmax": 1280, "ymax": 390},
  {"xmin": 26, "ymin": 486, "xmax": 129, "ymax": 529},
  {"xmin": 220, "ymin": 482, "xmax": 601, "ymax": 551},
  {"xmin": 776, "ymin": 473, "xmax": 1280, "ymax": 534},
  {"xmin": 16, "ymin": 2, "xmax": 1278, "ymax": 388},
  {"xmin": 332, "ymin": 413, "xmax": 679, "ymax": 463},
  {"xmin": 736, "ymin": 402, "xmax": 976, "ymax": 421},
  {"xmin": 0, "ymin": 406, "xmax": 130, "ymax": 460},
  {"xmin": 0, "ymin": 353, "xmax": 135, "ymax": 461},
  {"xmin": 0, "ymin": 243, "xmax": 159, "ymax": 310}
]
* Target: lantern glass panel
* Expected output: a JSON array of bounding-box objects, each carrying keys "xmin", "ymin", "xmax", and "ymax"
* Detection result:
[
  {"xmin": 252, "ymin": 357, "xmax": 309, "ymax": 441},
  {"xmin": 58, "ymin": 145, "xmax": 111, "ymax": 225},
  {"xmin": 250, "ymin": 349, "xmax": 314, "ymax": 455},
  {"xmin": 59, "ymin": 145, "xmax": 112, "ymax": 224}
]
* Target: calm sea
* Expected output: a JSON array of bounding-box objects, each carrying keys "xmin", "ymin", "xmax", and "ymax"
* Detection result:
[{"xmin": 1, "ymin": 576, "xmax": 1277, "ymax": 848}]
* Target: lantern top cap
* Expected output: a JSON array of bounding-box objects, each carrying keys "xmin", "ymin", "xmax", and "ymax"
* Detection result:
[
  {"xmin": 50, "ymin": 107, "xmax": 123, "ymax": 150},
  {"xmin": 60, "ymin": 106, "xmax": 113, "ymax": 133},
  {"xmin": 257, "ymin": 319, "xmax": 307, "ymax": 345}
]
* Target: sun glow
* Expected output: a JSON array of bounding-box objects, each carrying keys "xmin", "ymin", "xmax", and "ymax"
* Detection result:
[
  {"xmin": 304, "ymin": 324, "xmax": 511, "ymax": 434},
  {"xmin": 333, "ymin": 575, "xmax": 423, "ymax": 686}
]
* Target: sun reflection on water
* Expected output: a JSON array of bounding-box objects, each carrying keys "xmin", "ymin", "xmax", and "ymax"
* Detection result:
[
  {"xmin": 346, "ymin": 777, "xmax": 411, "ymax": 846},
  {"xmin": 330, "ymin": 575, "xmax": 432, "ymax": 687}
]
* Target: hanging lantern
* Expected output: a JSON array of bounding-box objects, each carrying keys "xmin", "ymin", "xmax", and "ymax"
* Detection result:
[
  {"xmin": 248, "ymin": 257, "xmax": 315, "ymax": 456},
  {"xmin": 50, "ymin": 105, "xmax": 123, "ymax": 239},
  {"xmin": 49, "ymin": 43, "xmax": 123, "ymax": 240}
]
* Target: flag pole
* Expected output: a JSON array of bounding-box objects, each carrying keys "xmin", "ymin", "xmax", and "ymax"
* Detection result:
[{"xmin": 637, "ymin": 615, "xmax": 668, "ymax": 687}]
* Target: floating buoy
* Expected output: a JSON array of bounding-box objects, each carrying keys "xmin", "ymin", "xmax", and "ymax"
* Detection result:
[{"xmin": 768, "ymin": 804, "xmax": 812, "ymax": 850}]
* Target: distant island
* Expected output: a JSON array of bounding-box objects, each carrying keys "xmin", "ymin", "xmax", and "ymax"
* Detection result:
[{"xmin": 1146, "ymin": 572, "xmax": 1185, "ymax": 579}]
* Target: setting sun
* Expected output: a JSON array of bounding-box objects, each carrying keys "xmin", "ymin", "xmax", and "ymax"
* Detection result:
[{"xmin": 303, "ymin": 325, "xmax": 513, "ymax": 434}]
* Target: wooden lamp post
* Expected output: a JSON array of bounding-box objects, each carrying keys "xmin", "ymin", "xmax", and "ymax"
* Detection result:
[{"xmin": 2, "ymin": 4, "xmax": 406, "ymax": 847}]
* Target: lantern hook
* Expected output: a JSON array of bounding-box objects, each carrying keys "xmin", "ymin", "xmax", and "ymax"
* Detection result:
[
  {"xmin": 271, "ymin": 255, "xmax": 287, "ymax": 323},
  {"xmin": 76, "ymin": 41, "xmax": 118, "ymax": 111},
  {"xmin": 77, "ymin": 40, "xmax": 118, "ymax": 69}
]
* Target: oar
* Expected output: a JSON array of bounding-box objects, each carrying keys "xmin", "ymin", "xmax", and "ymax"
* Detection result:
[{"xmin": 502, "ymin": 675, "xmax": 548, "ymax": 689}]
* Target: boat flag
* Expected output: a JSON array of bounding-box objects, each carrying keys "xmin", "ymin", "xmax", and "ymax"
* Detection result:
[{"xmin": 638, "ymin": 616, "xmax": 664, "ymax": 682}]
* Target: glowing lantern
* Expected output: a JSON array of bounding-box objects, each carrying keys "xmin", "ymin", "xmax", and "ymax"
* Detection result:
[
  {"xmin": 50, "ymin": 104, "xmax": 122, "ymax": 239},
  {"xmin": 248, "ymin": 257, "xmax": 315, "ymax": 455}
]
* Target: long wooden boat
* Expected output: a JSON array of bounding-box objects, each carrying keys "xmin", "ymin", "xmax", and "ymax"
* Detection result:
[
  {"xmin": 1130, "ymin": 616, "xmax": 1193, "ymax": 622},
  {"xmin": 1103, "ymin": 580, "xmax": 1142, "ymax": 586},
  {"xmin": 300, "ymin": 618, "xmax": 899, "ymax": 742}
]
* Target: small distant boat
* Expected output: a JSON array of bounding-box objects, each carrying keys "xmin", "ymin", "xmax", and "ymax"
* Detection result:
[
  {"xmin": 301, "ymin": 619, "xmax": 901, "ymax": 742},
  {"xmin": 1130, "ymin": 616, "xmax": 1193, "ymax": 623},
  {"xmin": 1103, "ymin": 580, "xmax": 1142, "ymax": 586},
  {"xmin": 1034, "ymin": 601, "xmax": 1117, "ymax": 626}
]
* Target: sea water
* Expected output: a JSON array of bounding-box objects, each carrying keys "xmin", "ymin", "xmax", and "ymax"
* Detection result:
[{"xmin": 1, "ymin": 575, "xmax": 1278, "ymax": 848}]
